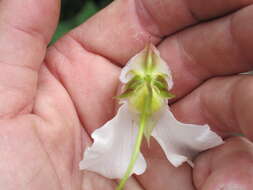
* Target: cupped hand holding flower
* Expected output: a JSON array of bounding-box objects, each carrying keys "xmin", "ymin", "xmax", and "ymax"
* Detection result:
[
  {"xmin": 79, "ymin": 44, "xmax": 223, "ymax": 189},
  {"xmin": 1, "ymin": 0, "xmax": 253, "ymax": 190}
]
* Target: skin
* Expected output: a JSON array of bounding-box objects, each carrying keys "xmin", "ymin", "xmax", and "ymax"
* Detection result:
[{"xmin": 1, "ymin": 0, "xmax": 253, "ymax": 189}]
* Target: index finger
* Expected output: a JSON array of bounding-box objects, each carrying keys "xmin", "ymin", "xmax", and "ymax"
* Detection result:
[{"xmin": 69, "ymin": 0, "xmax": 252, "ymax": 64}]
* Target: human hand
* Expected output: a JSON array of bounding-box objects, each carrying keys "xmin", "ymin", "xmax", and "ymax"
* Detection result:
[{"xmin": 1, "ymin": 0, "xmax": 253, "ymax": 189}]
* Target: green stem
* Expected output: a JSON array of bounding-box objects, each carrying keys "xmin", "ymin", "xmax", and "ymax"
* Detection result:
[{"xmin": 116, "ymin": 113, "xmax": 147, "ymax": 190}]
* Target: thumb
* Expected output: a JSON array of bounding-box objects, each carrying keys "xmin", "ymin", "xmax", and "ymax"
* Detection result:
[{"xmin": 0, "ymin": 0, "xmax": 60, "ymax": 118}]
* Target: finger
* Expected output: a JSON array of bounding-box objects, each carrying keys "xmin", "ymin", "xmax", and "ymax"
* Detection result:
[
  {"xmin": 82, "ymin": 171, "xmax": 117, "ymax": 189},
  {"xmin": 46, "ymin": 38, "xmax": 120, "ymax": 134},
  {"xmin": 159, "ymin": 4, "xmax": 253, "ymax": 99},
  {"xmin": 171, "ymin": 74, "xmax": 253, "ymax": 140},
  {"xmin": 136, "ymin": 139, "xmax": 194, "ymax": 190},
  {"xmin": 194, "ymin": 137, "xmax": 253, "ymax": 190},
  {"xmin": 69, "ymin": 0, "xmax": 253, "ymax": 64},
  {"xmin": 0, "ymin": 0, "xmax": 60, "ymax": 118}
]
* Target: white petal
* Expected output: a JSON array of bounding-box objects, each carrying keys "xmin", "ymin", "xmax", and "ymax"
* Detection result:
[
  {"xmin": 119, "ymin": 44, "xmax": 173, "ymax": 90},
  {"xmin": 152, "ymin": 107, "xmax": 223, "ymax": 167},
  {"xmin": 150, "ymin": 44, "xmax": 173, "ymax": 90},
  {"xmin": 119, "ymin": 48, "xmax": 146, "ymax": 83},
  {"xmin": 79, "ymin": 104, "xmax": 147, "ymax": 179}
]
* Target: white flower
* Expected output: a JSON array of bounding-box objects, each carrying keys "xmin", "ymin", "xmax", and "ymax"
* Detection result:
[{"xmin": 79, "ymin": 44, "xmax": 223, "ymax": 187}]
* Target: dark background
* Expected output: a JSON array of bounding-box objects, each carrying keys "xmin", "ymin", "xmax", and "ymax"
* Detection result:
[{"xmin": 51, "ymin": 0, "xmax": 113, "ymax": 43}]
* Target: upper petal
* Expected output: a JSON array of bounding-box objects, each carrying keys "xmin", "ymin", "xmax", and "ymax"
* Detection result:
[
  {"xmin": 79, "ymin": 103, "xmax": 147, "ymax": 179},
  {"xmin": 152, "ymin": 107, "xmax": 223, "ymax": 167},
  {"xmin": 119, "ymin": 48, "xmax": 145, "ymax": 83},
  {"xmin": 119, "ymin": 44, "xmax": 173, "ymax": 90}
]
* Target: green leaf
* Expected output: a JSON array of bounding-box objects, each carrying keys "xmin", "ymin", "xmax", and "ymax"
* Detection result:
[{"xmin": 51, "ymin": 0, "xmax": 99, "ymax": 44}]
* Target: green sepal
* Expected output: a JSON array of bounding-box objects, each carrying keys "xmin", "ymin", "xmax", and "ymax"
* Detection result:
[
  {"xmin": 125, "ymin": 76, "xmax": 143, "ymax": 90},
  {"xmin": 153, "ymin": 80, "xmax": 167, "ymax": 90},
  {"xmin": 159, "ymin": 90, "xmax": 175, "ymax": 99},
  {"xmin": 117, "ymin": 71, "xmax": 144, "ymax": 100},
  {"xmin": 116, "ymin": 89, "xmax": 134, "ymax": 99},
  {"xmin": 154, "ymin": 74, "xmax": 168, "ymax": 88},
  {"xmin": 143, "ymin": 118, "xmax": 156, "ymax": 146}
]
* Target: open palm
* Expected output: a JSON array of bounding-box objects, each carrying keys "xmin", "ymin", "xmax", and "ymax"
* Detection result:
[{"xmin": 1, "ymin": 0, "xmax": 253, "ymax": 189}]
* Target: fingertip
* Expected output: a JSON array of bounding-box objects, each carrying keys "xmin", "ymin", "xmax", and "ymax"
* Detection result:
[
  {"xmin": 194, "ymin": 137, "xmax": 253, "ymax": 190},
  {"xmin": 193, "ymin": 152, "xmax": 212, "ymax": 189}
]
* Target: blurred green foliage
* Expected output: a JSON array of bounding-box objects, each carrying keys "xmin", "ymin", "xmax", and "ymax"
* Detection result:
[{"xmin": 51, "ymin": 0, "xmax": 113, "ymax": 43}]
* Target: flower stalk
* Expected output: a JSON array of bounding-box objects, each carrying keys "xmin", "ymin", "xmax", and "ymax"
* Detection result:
[
  {"xmin": 116, "ymin": 44, "xmax": 175, "ymax": 189},
  {"xmin": 116, "ymin": 112, "xmax": 147, "ymax": 190}
]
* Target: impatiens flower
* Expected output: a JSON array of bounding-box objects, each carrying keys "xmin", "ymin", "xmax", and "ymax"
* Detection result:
[{"xmin": 79, "ymin": 44, "xmax": 223, "ymax": 189}]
